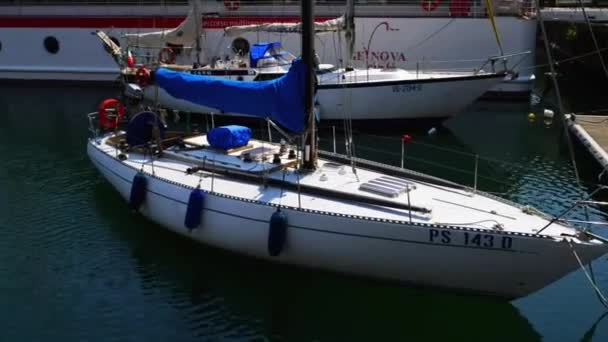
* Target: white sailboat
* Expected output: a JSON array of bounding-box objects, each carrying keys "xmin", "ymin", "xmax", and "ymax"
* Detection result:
[
  {"xmin": 108, "ymin": 0, "xmax": 512, "ymax": 121},
  {"xmin": 87, "ymin": 2, "xmax": 608, "ymax": 299}
]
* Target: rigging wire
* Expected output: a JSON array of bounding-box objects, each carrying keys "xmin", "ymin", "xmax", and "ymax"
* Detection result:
[
  {"xmin": 569, "ymin": 240, "xmax": 608, "ymax": 310},
  {"xmin": 575, "ymin": 0, "xmax": 608, "ymax": 83},
  {"xmin": 537, "ymin": 4, "xmax": 586, "ymax": 201},
  {"xmin": 538, "ymin": 2, "xmax": 608, "ymax": 309},
  {"xmin": 401, "ymin": 19, "xmax": 455, "ymax": 57},
  {"xmin": 515, "ymin": 38, "xmax": 608, "ymax": 81}
]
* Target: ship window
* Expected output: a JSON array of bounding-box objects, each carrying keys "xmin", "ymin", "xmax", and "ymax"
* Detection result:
[
  {"xmin": 231, "ymin": 38, "xmax": 250, "ymax": 56},
  {"xmin": 0, "ymin": 41, "xmax": 2, "ymax": 52},
  {"xmin": 44, "ymin": 36, "xmax": 60, "ymax": 54}
]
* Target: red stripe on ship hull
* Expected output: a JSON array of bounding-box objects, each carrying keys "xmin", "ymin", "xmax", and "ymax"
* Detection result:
[{"xmin": 0, "ymin": 16, "xmax": 334, "ymax": 29}]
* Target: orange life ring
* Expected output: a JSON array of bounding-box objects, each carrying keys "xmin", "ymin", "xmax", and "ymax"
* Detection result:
[
  {"xmin": 135, "ymin": 66, "xmax": 151, "ymax": 86},
  {"xmin": 224, "ymin": 0, "xmax": 240, "ymax": 11},
  {"xmin": 99, "ymin": 98, "xmax": 125, "ymax": 130},
  {"xmin": 421, "ymin": 0, "xmax": 440, "ymax": 12},
  {"xmin": 158, "ymin": 47, "xmax": 176, "ymax": 64}
]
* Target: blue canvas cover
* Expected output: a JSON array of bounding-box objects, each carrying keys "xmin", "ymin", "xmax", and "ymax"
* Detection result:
[
  {"xmin": 207, "ymin": 125, "xmax": 251, "ymax": 150},
  {"xmin": 126, "ymin": 111, "xmax": 166, "ymax": 147},
  {"xmin": 155, "ymin": 59, "xmax": 306, "ymax": 133},
  {"xmin": 249, "ymin": 42, "xmax": 282, "ymax": 68}
]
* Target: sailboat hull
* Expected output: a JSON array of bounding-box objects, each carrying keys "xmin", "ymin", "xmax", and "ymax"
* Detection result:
[
  {"xmin": 316, "ymin": 73, "xmax": 505, "ymax": 120},
  {"xmin": 87, "ymin": 140, "xmax": 607, "ymax": 298},
  {"xmin": 143, "ymin": 73, "xmax": 505, "ymax": 120}
]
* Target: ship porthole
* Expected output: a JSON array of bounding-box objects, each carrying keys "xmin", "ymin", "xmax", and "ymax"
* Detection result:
[
  {"xmin": 44, "ymin": 36, "xmax": 60, "ymax": 54},
  {"xmin": 103, "ymin": 36, "xmax": 121, "ymax": 53},
  {"xmin": 231, "ymin": 37, "xmax": 250, "ymax": 56}
]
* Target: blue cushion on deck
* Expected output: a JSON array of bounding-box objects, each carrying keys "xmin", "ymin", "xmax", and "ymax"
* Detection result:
[{"xmin": 207, "ymin": 125, "xmax": 251, "ymax": 150}]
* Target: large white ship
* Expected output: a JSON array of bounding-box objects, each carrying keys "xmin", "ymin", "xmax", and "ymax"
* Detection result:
[{"xmin": 0, "ymin": 0, "xmax": 537, "ymax": 98}]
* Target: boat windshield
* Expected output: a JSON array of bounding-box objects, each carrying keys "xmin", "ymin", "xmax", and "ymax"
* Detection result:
[{"xmin": 251, "ymin": 42, "xmax": 296, "ymax": 69}]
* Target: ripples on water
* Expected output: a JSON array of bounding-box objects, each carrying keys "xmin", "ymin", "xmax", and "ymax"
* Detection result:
[{"xmin": 1, "ymin": 84, "xmax": 608, "ymax": 341}]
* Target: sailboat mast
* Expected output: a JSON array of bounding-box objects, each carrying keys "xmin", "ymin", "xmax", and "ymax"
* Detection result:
[
  {"xmin": 345, "ymin": 0, "xmax": 355, "ymax": 69},
  {"xmin": 302, "ymin": 0, "xmax": 317, "ymax": 170},
  {"xmin": 193, "ymin": 0, "xmax": 202, "ymax": 65}
]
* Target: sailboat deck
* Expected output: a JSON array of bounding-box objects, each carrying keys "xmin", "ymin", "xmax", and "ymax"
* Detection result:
[{"xmin": 97, "ymin": 134, "xmax": 580, "ymax": 240}]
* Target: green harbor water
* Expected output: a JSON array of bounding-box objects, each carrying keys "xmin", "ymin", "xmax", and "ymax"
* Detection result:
[{"xmin": 1, "ymin": 79, "xmax": 608, "ymax": 341}]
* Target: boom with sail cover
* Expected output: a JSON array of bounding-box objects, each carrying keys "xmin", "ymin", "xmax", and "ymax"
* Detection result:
[
  {"xmin": 224, "ymin": 16, "xmax": 345, "ymax": 36},
  {"xmin": 124, "ymin": 0, "xmax": 203, "ymax": 47},
  {"xmin": 154, "ymin": 59, "xmax": 307, "ymax": 133}
]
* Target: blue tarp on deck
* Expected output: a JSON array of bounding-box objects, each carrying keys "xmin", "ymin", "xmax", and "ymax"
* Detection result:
[
  {"xmin": 250, "ymin": 42, "xmax": 282, "ymax": 68},
  {"xmin": 154, "ymin": 59, "xmax": 306, "ymax": 133}
]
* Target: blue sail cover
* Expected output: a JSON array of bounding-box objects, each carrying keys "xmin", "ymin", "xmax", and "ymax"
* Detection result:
[
  {"xmin": 155, "ymin": 59, "xmax": 306, "ymax": 133},
  {"xmin": 250, "ymin": 42, "xmax": 282, "ymax": 68}
]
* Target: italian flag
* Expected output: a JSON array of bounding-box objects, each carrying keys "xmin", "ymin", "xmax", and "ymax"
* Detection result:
[{"xmin": 127, "ymin": 49, "xmax": 135, "ymax": 67}]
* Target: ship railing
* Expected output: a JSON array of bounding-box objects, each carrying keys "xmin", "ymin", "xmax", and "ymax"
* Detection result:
[
  {"xmin": 87, "ymin": 111, "xmax": 100, "ymax": 139},
  {"xmin": 475, "ymin": 50, "xmax": 532, "ymax": 74},
  {"xmin": 2, "ymin": 0, "xmax": 537, "ymax": 18},
  {"xmin": 87, "ymin": 109, "xmax": 126, "ymax": 139},
  {"xmin": 317, "ymin": 125, "xmax": 608, "ymax": 229},
  {"xmin": 122, "ymin": 47, "xmax": 532, "ymax": 75},
  {"xmin": 354, "ymin": 50, "xmax": 531, "ymax": 77},
  {"xmin": 220, "ymin": 0, "xmax": 537, "ymax": 18}
]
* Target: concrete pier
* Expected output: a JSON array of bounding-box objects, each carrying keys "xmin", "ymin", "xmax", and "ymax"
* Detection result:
[
  {"xmin": 567, "ymin": 114, "xmax": 608, "ymax": 170},
  {"xmin": 541, "ymin": 7, "xmax": 608, "ymax": 23}
]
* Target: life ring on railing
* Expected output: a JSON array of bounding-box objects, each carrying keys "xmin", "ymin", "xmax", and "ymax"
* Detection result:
[
  {"xmin": 449, "ymin": 0, "xmax": 471, "ymax": 17},
  {"xmin": 224, "ymin": 0, "xmax": 240, "ymax": 11},
  {"xmin": 99, "ymin": 98, "xmax": 125, "ymax": 130},
  {"xmin": 158, "ymin": 47, "xmax": 176, "ymax": 64},
  {"xmin": 135, "ymin": 66, "xmax": 151, "ymax": 86},
  {"xmin": 421, "ymin": 0, "xmax": 441, "ymax": 12}
]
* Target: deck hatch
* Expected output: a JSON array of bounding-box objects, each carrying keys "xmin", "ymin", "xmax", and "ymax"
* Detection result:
[{"xmin": 359, "ymin": 176, "xmax": 415, "ymax": 197}]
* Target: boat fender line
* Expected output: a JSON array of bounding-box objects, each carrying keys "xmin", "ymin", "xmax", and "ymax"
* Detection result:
[
  {"xmin": 135, "ymin": 66, "xmax": 151, "ymax": 86},
  {"xmin": 421, "ymin": 0, "xmax": 440, "ymax": 12},
  {"xmin": 158, "ymin": 47, "xmax": 176, "ymax": 65},
  {"xmin": 98, "ymin": 98, "xmax": 125, "ymax": 130},
  {"xmin": 268, "ymin": 208, "xmax": 288, "ymax": 257},
  {"xmin": 185, "ymin": 187, "xmax": 205, "ymax": 230},
  {"xmin": 130, "ymin": 172, "xmax": 147, "ymax": 212}
]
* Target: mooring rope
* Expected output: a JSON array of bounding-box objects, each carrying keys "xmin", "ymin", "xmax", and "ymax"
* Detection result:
[{"xmin": 568, "ymin": 239, "xmax": 608, "ymax": 309}]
